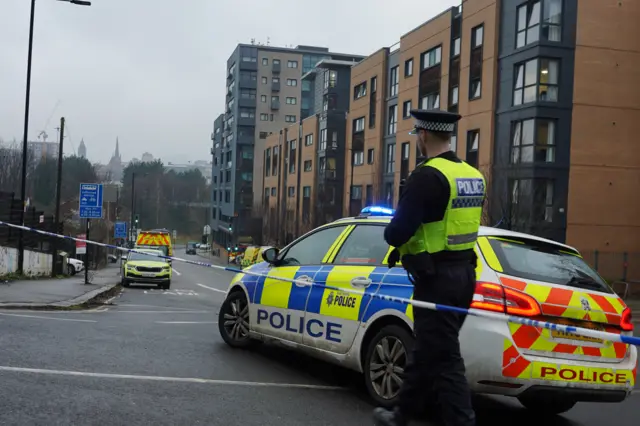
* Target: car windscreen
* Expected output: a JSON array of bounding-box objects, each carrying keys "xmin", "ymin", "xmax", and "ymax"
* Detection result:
[
  {"xmin": 487, "ymin": 237, "xmax": 613, "ymax": 294},
  {"xmin": 128, "ymin": 252, "xmax": 165, "ymax": 262}
]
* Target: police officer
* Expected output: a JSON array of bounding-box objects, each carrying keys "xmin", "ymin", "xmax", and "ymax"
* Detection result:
[{"xmin": 372, "ymin": 109, "xmax": 485, "ymax": 426}]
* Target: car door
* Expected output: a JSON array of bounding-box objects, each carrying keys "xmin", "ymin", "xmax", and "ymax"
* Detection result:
[
  {"xmin": 251, "ymin": 224, "xmax": 351, "ymax": 344},
  {"xmin": 303, "ymin": 224, "xmax": 391, "ymax": 354}
]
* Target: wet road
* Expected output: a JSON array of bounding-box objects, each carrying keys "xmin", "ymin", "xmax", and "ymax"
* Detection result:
[{"xmin": 0, "ymin": 251, "xmax": 637, "ymax": 425}]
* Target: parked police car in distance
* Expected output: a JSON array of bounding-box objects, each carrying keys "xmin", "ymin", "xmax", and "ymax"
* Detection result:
[{"xmin": 218, "ymin": 206, "xmax": 637, "ymax": 414}]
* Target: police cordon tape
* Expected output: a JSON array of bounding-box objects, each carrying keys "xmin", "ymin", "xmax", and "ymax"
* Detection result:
[{"xmin": 2, "ymin": 219, "xmax": 639, "ymax": 346}]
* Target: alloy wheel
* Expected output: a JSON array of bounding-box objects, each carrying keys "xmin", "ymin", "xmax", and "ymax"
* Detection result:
[
  {"xmin": 223, "ymin": 296, "xmax": 250, "ymax": 341},
  {"xmin": 369, "ymin": 336, "xmax": 407, "ymax": 400}
]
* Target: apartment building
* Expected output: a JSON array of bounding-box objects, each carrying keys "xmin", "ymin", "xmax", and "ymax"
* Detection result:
[
  {"xmin": 261, "ymin": 59, "xmax": 359, "ymax": 246},
  {"xmin": 343, "ymin": 0, "xmax": 640, "ymax": 254},
  {"xmin": 211, "ymin": 44, "xmax": 363, "ymax": 247}
]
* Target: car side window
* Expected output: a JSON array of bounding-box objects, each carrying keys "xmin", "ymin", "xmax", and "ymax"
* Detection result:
[
  {"xmin": 280, "ymin": 225, "xmax": 348, "ymax": 266},
  {"xmin": 333, "ymin": 225, "xmax": 389, "ymax": 265}
]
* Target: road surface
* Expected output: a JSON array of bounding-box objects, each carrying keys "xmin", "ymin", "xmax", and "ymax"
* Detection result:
[{"xmin": 0, "ymin": 250, "xmax": 637, "ymax": 425}]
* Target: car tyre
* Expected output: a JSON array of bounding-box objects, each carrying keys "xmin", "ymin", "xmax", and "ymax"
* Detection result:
[
  {"xmin": 121, "ymin": 276, "xmax": 130, "ymax": 288},
  {"xmin": 363, "ymin": 324, "xmax": 414, "ymax": 408},
  {"xmin": 67, "ymin": 265, "xmax": 76, "ymax": 276},
  {"xmin": 517, "ymin": 395, "xmax": 577, "ymax": 415},
  {"xmin": 163, "ymin": 280, "xmax": 171, "ymax": 290},
  {"xmin": 218, "ymin": 290, "xmax": 253, "ymax": 349}
]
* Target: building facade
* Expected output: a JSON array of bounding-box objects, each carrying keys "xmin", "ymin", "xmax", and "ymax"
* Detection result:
[
  {"xmin": 261, "ymin": 60, "xmax": 358, "ymax": 246},
  {"xmin": 211, "ymin": 43, "xmax": 363, "ymax": 247},
  {"xmin": 344, "ymin": 0, "xmax": 640, "ymax": 255}
]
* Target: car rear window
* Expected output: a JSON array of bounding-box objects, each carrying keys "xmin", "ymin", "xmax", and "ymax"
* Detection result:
[{"xmin": 486, "ymin": 237, "xmax": 613, "ymax": 294}]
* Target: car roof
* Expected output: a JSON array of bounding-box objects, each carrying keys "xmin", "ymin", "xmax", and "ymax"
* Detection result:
[
  {"xmin": 329, "ymin": 216, "xmax": 580, "ymax": 253},
  {"xmin": 132, "ymin": 249, "xmax": 163, "ymax": 255}
]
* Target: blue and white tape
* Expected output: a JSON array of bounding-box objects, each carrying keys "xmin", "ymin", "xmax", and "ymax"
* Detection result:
[{"xmin": 1, "ymin": 219, "xmax": 639, "ymax": 347}]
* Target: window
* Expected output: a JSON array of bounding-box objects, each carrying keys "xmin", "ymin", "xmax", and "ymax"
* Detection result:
[
  {"xmin": 324, "ymin": 70, "xmax": 337, "ymax": 89},
  {"xmin": 353, "ymin": 151, "xmax": 364, "ymax": 166},
  {"xmin": 421, "ymin": 46, "xmax": 442, "ymax": 70},
  {"xmin": 469, "ymin": 25, "xmax": 484, "ymax": 100},
  {"xmin": 350, "ymin": 185, "xmax": 362, "ymax": 200},
  {"xmin": 241, "ymin": 55, "xmax": 256, "ymax": 63},
  {"xmin": 279, "ymin": 225, "xmax": 348, "ymax": 266},
  {"xmin": 286, "ymin": 79, "xmax": 297, "ymax": 86},
  {"xmin": 389, "ymin": 66, "xmax": 399, "ymax": 97},
  {"xmin": 453, "ymin": 37, "xmax": 461, "ymax": 56},
  {"xmin": 224, "ymin": 191, "xmax": 231, "ymax": 203},
  {"xmin": 404, "ymin": 58, "xmax": 414, "ymax": 77},
  {"xmin": 288, "ymin": 186, "xmax": 295, "ymax": 197},
  {"xmin": 366, "ymin": 185, "xmax": 373, "ymax": 205},
  {"xmin": 260, "ymin": 113, "xmax": 268, "ymax": 121},
  {"xmin": 402, "ymin": 100, "xmax": 412, "ymax": 118},
  {"xmin": 241, "ymin": 149, "xmax": 254, "ymax": 159},
  {"xmin": 239, "ymin": 109, "xmax": 255, "ymax": 118},
  {"xmin": 241, "ymin": 172, "xmax": 253, "ymax": 182},
  {"xmin": 303, "ymin": 186, "xmax": 311, "ymax": 198},
  {"xmin": 450, "ymin": 126, "xmax": 458, "ymax": 153},
  {"xmin": 472, "ymin": 25, "xmax": 484, "ymax": 48},
  {"xmin": 286, "ymin": 97, "xmax": 297, "ymax": 105},
  {"xmin": 367, "ymin": 148, "xmax": 374, "ymax": 164},
  {"xmin": 261, "ymin": 95, "xmax": 267, "ymax": 102},
  {"xmin": 273, "ymin": 77, "xmax": 280, "ymax": 83},
  {"xmin": 511, "ymin": 118, "xmax": 556, "ymax": 163},
  {"xmin": 420, "ymin": 93, "xmax": 440, "ymax": 109},
  {"xmin": 334, "ymin": 225, "xmax": 389, "ymax": 265},
  {"xmin": 273, "ymin": 59, "xmax": 280, "ymax": 65},
  {"xmin": 388, "ymin": 104, "xmax": 397, "ymax": 135},
  {"xmin": 240, "ymin": 89, "xmax": 256, "ymax": 99},
  {"xmin": 320, "ymin": 128, "xmax": 327, "ymax": 150},
  {"xmin": 466, "ymin": 130, "xmax": 479, "ymax": 168},
  {"xmin": 516, "ymin": 0, "xmax": 562, "ymax": 48},
  {"xmin": 270, "ymin": 114, "xmax": 274, "ymax": 121},
  {"xmin": 262, "ymin": 58, "xmax": 268, "ymax": 65},
  {"xmin": 450, "ymin": 86, "xmax": 459, "ymax": 106},
  {"xmin": 513, "ymin": 58, "xmax": 559, "ymax": 105},
  {"xmin": 285, "ymin": 115, "xmax": 297, "ymax": 123},
  {"xmin": 304, "ymin": 160, "xmax": 312, "ymax": 171},
  {"xmin": 353, "ymin": 117, "xmax": 365, "ymax": 132},
  {"xmin": 264, "ymin": 188, "xmax": 269, "ymax": 200},
  {"xmin": 271, "ymin": 187, "xmax": 276, "ymax": 196},
  {"xmin": 304, "ymin": 134, "xmax": 313, "ymax": 146},
  {"xmin": 287, "ymin": 60, "xmax": 298, "ymax": 68},
  {"xmin": 354, "ymin": 82, "xmax": 367, "ymax": 99},
  {"xmin": 261, "ymin": 77, "xmax": 268, "ymax": 84},
  {"xmin": 385, "ymin": 143, "xmax": 396, "ymax": 173},
  {"xmin": 509, "ymin": 179, "xmax": 555, "ymax": 226},
  {"xmin": 259, "ymin": 131, "xmax": 268, "ymax": 139},
  {"xmin": 225, "ymin": 170, "xmax": 231, "ymax": 182}
]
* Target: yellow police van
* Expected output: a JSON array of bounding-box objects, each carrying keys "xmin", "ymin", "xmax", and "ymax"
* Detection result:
[
  {"xmin": 241, "ymin": 246, "xmax": 273, "ymax": 269},
  {"xmin": 218, "ymin": 206, "xmax": 636, "ymax": 414}
]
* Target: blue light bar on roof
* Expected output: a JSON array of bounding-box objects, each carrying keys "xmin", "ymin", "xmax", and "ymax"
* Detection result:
[{"xmin": 360, "ymin": 205, "xmax": 396, "ymax": 216}]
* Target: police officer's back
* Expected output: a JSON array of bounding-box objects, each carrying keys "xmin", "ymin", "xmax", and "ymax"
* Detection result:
[{"xmin": 373, "ymin": 109, "xmax": 485, "ymax": 426}]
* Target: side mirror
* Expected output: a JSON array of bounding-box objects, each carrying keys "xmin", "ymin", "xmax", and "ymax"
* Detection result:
[{"xmin": 262, "ymin": 247, "xmax": 279, "ymax": 264}]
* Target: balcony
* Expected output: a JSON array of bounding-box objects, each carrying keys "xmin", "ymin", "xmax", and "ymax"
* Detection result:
[
  {"xmin": 270, "ymin": 99, "xmax": 280, "ymax": 110},
  {"xmin": 239, "ymin": 60, "xmax": 257, "ymax": 71},
  {"xmin": 271, "ymin": 81, "xmax": 281, "ymax": 92},
  {"xmin": 272, "ymin": 62, "xmax": 281, "ymax": 74},
  {"xmin": 318, "ymin": 169, "xmax": 338, "ymax": 180},
  {"xmin": 239, "ymin": 78, "xmax": 257, "ymax": 89},
  {"xmin": 238, "ymin": 97, "xmax": 255, "ymax": 108},
  {"xmin": 238, "ymin": 116, "xmax": 256, "ymax": 127}
]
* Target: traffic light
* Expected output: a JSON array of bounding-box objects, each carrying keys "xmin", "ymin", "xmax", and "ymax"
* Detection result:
[
  {"xmin": 226, "ymin": 246, "xmax": 231, "ymax": 251},
  {"xmin": 235, "ymin": 246, "xmax": 238, "ymax": 251},
  {"xmin": 134, "ymin": 214, "xmax": 139, "ymax": 225}
]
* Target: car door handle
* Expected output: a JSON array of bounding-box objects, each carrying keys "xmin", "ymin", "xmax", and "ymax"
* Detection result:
[
  {"xmin": 351, "ymin": 277, "xmax": 372, "ymax": 288},
  {"xmin": 294, "ymin": 275, "xmax": 313, "ymax": 287}
]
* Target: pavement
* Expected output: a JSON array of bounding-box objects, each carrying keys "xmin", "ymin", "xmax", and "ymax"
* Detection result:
[
  {"xmin": 0, "ymin": 249, "xmax": 638, "ymax": 425},
  {"xmin": 0, "ymin": 265, "xmax": 120, "ymax": 309}
]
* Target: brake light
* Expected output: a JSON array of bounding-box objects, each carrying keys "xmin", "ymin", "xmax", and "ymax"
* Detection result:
[
  {"xmin": 470, "ymin": 282, "xmax": 541, "ymax": 317},
  {"xmin": 621, "ymin": 307, "xmax": 634, "ymax": 332}
]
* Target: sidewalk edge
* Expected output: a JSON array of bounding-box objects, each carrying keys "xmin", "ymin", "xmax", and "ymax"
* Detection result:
[{"xmin": 0, "ymin": 282, "xmax": 121, "ymax": 311}]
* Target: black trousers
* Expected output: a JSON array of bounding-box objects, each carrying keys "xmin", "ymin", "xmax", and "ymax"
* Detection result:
[{"xmin": 396, "ymin": 262, "xmax": 477, "ymax": 426}]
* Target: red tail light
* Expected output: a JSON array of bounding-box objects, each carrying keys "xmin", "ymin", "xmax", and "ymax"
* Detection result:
[
  {"xmin": 621, "ymin": 307, "xmax": 634, "ymax": 332},
  {"xmin": 470, "ymin": 282, "xmax": 541, "ymax": 317}
]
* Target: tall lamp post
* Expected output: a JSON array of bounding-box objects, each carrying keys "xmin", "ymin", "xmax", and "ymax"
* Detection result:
[{"xmin": 17, "ymin": 0, "xmax": 92, "ymax": 274}]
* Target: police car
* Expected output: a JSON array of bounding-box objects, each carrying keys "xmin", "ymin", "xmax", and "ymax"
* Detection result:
[{"xmin": 218, "ymin": 206, "xmax": 636, "ymax": 414}]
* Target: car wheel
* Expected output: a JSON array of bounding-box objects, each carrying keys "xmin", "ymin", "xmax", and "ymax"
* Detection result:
[
  {"xmin": 517, "ymin": 395, "xmax": 577, "ymax": 415},
  {"xmin": 121, "ymin": 277, "xmax": 130, "ymax": 287},
  {"xmin": 218, "ymin": 290, "xmax": 253, "ymax": 348},
  {"xmin": 67, "ymin": 265, "xmax": 76, "ymax": 276},
  {"xmin": 363, "ymin": 324, "xmax": 414, "ymax": 408},
  {"xmin": 163, "ymin": 281, "xmax": 171, "ymax": 290}
]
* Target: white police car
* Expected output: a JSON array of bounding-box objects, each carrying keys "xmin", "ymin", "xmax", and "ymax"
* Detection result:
[{"xmin": 218, "ymin": 206, "xmax": 636, "ymax": 414}]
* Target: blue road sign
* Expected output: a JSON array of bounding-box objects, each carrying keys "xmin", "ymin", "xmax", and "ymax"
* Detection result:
[
  {"xmin": 79, "ymin": 183, "xmax": 103, "ymax": 219},
  {"xmin": 114, "ymin": 221, "xmax": 127, "ymax": 239}
]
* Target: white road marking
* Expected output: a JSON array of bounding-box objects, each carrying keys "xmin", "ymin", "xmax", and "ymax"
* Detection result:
[
  {"xmin": 155, "ymin": 321, "xmax": 218, "ymax": 324},
  {"xmin": 0, "ymin": 366, "xmax": 346, "ymax": 391},
  {"xmin": 172, "ymin": 268, "xmax": 182, "ymax": 276},
  {"xmin": 143, "ymin": 289, "xmax": 198, "ymax": 296},
  {"xmin": 196, "ymin": 283, "xmax": 227, "ymax": 294},
  {"xmin": 0, "ymin": 313, "xmax": 97, "ymax": 323},
  {"xmin": 115, "ymin": 303, "xmax": 197, "ymax": 311}
]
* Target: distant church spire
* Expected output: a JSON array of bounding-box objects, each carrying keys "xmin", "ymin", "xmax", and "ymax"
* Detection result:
[
  {"xmin": 115, "ymin": 137, "xmax": 120, "ymax": 159},
  {"xmin": 78, "ymin": 138, "xmax": 87, "ymax": 158}
]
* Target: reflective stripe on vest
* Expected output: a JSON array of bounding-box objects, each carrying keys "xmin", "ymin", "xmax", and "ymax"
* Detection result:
[{"xmin": 397, "ymin": 157, "xmax": 485, "ymax": 255}]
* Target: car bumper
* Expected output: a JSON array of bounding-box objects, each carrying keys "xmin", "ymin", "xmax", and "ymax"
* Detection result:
[
  {"xmin": 461, "ymin": 314, "xmax": 637, "ymax": 402},
  {"xmin": 73, "ymin": 264, "xmax": 84, "ymax": 272},
  {"xmin": 124, "ymin": 272, "xmax": 171, "ymax": 283}
]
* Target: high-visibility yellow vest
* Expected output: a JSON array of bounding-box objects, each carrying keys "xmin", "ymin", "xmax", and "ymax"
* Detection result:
[{"xmin": 397, "ymin": 157, "xmax": 485, "ymax": 256}]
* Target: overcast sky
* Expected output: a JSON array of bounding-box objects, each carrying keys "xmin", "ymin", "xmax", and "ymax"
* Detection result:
[{"xmin": 1, "ymin": 0, "xmax": 459, "ymax": 165}]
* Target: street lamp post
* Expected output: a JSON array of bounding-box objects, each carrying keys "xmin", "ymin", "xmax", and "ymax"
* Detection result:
[
  {"xmin": 17, "ymin": 0, "xmax": 92, "ymax": 274},
  {"xmin": 129, "ymin": 172, "xmax": 136, "ymax": 243}
]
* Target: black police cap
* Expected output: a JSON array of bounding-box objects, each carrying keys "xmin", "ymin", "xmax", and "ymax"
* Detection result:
[{"xmin": 409, "ymin": 109, "xmax": 461, "ymax": 135}]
